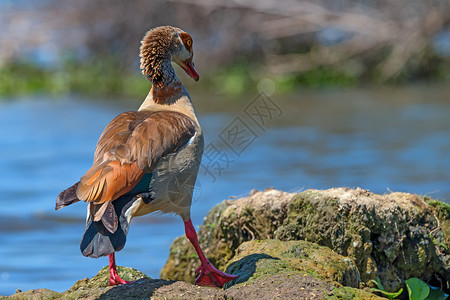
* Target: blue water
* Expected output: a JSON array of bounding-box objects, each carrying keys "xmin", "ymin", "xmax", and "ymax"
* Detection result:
[{"xmin": 0, "ymin": 87, "xmax": 449, "ymax": 295}]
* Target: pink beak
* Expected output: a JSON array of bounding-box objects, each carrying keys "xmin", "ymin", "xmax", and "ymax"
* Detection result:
[{"xmin": 181, "ymin": 60, "xmax": 199, "ymax": 81}]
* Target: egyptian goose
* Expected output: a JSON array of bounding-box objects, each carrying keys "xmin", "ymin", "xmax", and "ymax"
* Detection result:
[{"xmin": 56, "ymin": 26, "xmax": 238, "ymax": 288}]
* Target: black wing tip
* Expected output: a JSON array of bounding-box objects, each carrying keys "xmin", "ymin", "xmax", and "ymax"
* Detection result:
[
  {"xmin": 55, "ymin": 182, "xmax": 81, "ymax": 210},
  {"xmin": 55, "ymin": 190, "xmax": 68, "ymax": 210},
  {"xmin": 55, "ymin": 192, "xmax": 66, "ymax": 211}
]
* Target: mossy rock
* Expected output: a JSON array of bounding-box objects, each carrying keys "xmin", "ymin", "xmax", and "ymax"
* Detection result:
[
  {"xmin": 275, "ymin": 188, "xmax": 449, "ymax": 292},
  {"xmin": 428, "ymin": 199, "xmax": 450, "ymax": 251},
  {"xmin": 223, "ymin": 240, "xmax": 383, "ymax": 299},
  {"xmin": 3, "ymin": 264, "xmax": 381, "ymax": 300},
  {"xmin": 86, "ymin": 265, "xmax": 149, "ymax": 289},
  {"xmin": 4, "ymin": 266, "xmax": 150, "ymax": 300},
  {"xmin": 59, "ymin": 266, "xmax": 149, "ymax": 299},
  {"xmin": 2, "ymin": 288, "xmax": 60, "ymax": 300},
  {"xmin": 161, "ymin": 187, "xmax": 449, "ymax": 294},
  {"xmin": 325, "ymin": 286, "xmax": 383, "ymax": 300},
  {"xmin": 224, "ymin": 240, "xmax": 360, "ymax": 288},
  {"xmin": 160, "ymin": 189, "xmax": 296, "ymax": 283},
  {"xmin": 225, "ymin": 273, "xmax": 384, "ymax": 300}
]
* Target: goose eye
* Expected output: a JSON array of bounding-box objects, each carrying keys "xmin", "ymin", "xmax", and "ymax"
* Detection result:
[{"xmin": 186, "ymin": 40, "xmax": 192, "ymax": 47}]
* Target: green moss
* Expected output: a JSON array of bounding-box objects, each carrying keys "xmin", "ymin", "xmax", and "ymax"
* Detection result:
[
  {"xmin": 274, "ymin": 189, "xmax": 449, "ymax": 292},
  {"xmin": 326, "ymin": 286, "xmax": 382, "ymax": 300},
  {"xmin": 30, "ymin": 266, "xmax": 149, "ymax": 300},
  {"xmin": 4, "ymin": 288, "xmax": 60, "ymax": 300},
  {"xmin": 427, "ymin": 199, "xmax": 450, "ymax": 255},
  {"xmin": 4, "ymin": 266, "xmax": 149, "ymax": 300},
  {"xmin": 85, "ymin": 266, "xmax": 149, "ymax": 289},
  {"xmin": 161, "ymin": 188, "xmax": 449, "ymax": 294},
  {"xmin": 225, "ymin": 252, "xmax": 304, "ymax": 287},
  {"xmin": 429, "ymin": 200, "xmax": 450, "ymax": 218},
  {"xmin": 206, "ymin": 223, "xmax": 216, "ymax": 229},
  {"xmin": 225, "ymin": 240, "xmax": 360, "ymax": 288}
]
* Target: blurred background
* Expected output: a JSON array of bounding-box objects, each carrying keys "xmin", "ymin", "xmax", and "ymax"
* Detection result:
[{"xmin": 0, "ymin": 0, "xmax": 449, "ymax": 296}]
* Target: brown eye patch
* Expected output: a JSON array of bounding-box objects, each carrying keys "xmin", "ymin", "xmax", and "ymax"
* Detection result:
[{"xmin": 179, "ymin": 32, "xmax": 193, "ymax": 51}]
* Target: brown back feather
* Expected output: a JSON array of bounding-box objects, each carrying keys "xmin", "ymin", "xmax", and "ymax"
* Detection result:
[{"xmin": 77, "ymin": 110, "xmax": 196, "ymax": 208}]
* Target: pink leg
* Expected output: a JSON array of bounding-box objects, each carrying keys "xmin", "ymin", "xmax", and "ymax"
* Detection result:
[
  {"xmin": 184, "ymin": 219, "xmax": 239, "ymax": 288},
  {"xmin": 108, "ymin": 253, "xmax": 131, "ymax": 286}
]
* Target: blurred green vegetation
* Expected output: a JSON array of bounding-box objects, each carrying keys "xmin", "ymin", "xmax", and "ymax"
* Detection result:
[
  {"xmin": 1, "ymin": 55, "xmax": 447, "ymax": 99},
  {"xmin": 0, "ymin": 57, "xmax": 149, "ymax": 98}
]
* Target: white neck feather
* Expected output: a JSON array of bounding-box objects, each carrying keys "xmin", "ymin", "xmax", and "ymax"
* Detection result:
[{"xmin": 138, "ymin": 87, "xmax": 200, "ymax": 125}]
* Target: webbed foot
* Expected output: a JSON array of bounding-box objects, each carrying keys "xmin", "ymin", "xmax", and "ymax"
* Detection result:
[{"xmin": 194, "ymin": 262, "xmax": 239, "ymax": 288}]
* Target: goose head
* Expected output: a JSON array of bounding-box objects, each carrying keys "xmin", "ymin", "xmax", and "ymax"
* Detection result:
[{"xmin": 140, "ymin": 26, "xmax": 199, "ymax": 84}]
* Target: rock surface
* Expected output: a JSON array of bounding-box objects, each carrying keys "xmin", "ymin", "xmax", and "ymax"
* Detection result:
[
  {"xmin": 275, "ymin": 188, "xmax": 449, "ymax": 292},
  {"xmin": 161, "ymin": 188, "xmax": 449, "ymax": 293},
  {"xmin": 225, "ymin": 239, "xmax": 360, "ymax": 288},
  {"xmin": 2, "ymin": 258, "xmax": 382, "ymax": 300},
  {"xmin": 2, "ymin": 187, "xmax": 448, "ymax": 299}
]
